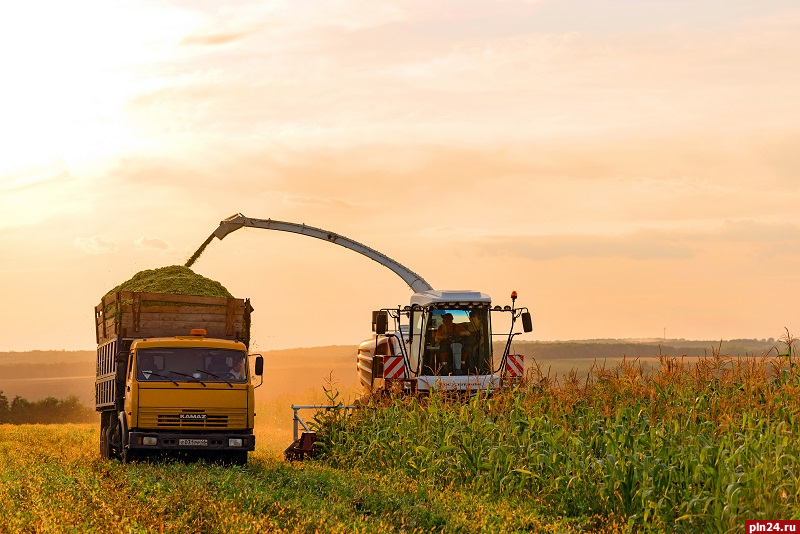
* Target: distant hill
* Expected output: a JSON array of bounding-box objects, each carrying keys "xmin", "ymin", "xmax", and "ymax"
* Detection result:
[
  {"xmin": 0, "ymin": 350, "xmax": 95, "ymax": 365},
  {"xmin": 0, "ymin": 347, "xmax": 360, "ymax": 406},
  {"xmin": 506, "ymin": 339, "xmax": 780, "ymax": 361},
  {"xmin": 0, "ymin": 339, "xmax": 788, "ymax": 405},
  {"xmin": 259, "ymin": 345, "xmax": 356, "ymax": 368}
]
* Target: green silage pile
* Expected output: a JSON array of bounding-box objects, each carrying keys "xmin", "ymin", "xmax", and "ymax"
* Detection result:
[{"xmin": 103, "ymin": 265, "xmax": 233, "ymax": 301}]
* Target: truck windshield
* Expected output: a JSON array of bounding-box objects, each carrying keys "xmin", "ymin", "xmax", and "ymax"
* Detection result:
[
  {"xmin": 137, "ymin": 348, "xmax": 247, "ymax": 383},
  {"xmin": 422, "ymin": 308, "xmax": 491, "ymax": 376}
]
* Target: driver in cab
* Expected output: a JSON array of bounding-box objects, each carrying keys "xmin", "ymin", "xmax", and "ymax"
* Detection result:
[
  {"xmin": 435, "ymin": 313, "xmax": 469, "ymax": 371},
  {"xmin": 139, "ymin": 354, "xmax": 159, "ymax": 379}
]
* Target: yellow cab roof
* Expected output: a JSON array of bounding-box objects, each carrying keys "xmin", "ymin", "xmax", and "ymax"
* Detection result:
[{"xmin": 131, "ymin": 336, "xmax": 247, "ymax": 351}]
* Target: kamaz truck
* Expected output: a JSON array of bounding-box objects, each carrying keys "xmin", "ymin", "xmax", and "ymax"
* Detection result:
[{"xmin": 94, "ymin": 291, "xmax": 262, "ymax": 464}]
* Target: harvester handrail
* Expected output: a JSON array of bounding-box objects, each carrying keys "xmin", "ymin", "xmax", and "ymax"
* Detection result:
[{"xmin": 290, "ymin": 404, "xmax": 361, "ymax": 442}]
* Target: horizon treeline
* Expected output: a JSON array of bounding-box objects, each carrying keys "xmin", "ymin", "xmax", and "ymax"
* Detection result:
[{"xmin": 0, "ymin": 391, "xmax": 94, "ymax": 424}]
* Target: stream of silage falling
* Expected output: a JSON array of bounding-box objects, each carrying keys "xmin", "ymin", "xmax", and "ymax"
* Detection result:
[{"xmin": 184, "ymin": 233, "xmax": 216, "ymax": 268}]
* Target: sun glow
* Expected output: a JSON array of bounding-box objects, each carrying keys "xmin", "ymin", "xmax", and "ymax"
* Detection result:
[{"xmin": 0, "ymin": 1, "xmax": 200, "ymax": 176}]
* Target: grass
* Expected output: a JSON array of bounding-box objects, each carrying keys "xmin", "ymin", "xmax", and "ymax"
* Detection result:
[{"xmin": 0, "ymin": 423, "xmax": 587, "ymax": 533}]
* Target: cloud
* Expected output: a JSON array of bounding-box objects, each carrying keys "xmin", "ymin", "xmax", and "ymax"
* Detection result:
[
  {"xmin": 73, "ymin": 235, "xmax": 118, "ymax": 255},
  {"xmin": 281, "ymin": 193, "xmax": 360, "ymax": 210},
  {"xmin": 0, "ymin": 171, "xmax": 62, "ymax": 193},
  {"xmin": 474, "ymin": 231, "xmax": 695, "ymax": 261},
  {"xmin": 713, "ymin": 220, "xmax": 800, "ymax": 243},
  {"xmin": 101, "ymin": 135, "xmax": 800, "ymax": 251},
  {"xmin": 469, "ymin": 220, "xmax": 800, "ymax": 261},
  {"xmin": 135, "ymin": 237, "xmax": 172, "ymax": 251},
  {"xmin": 180, "ymin": 31, "xmax": 251, "ymax": 46}
]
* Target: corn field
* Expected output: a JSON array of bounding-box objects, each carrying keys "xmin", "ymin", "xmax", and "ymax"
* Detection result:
[{"xmin": 316, "ymin": 346, "xmax": 800, "ymax": 533}]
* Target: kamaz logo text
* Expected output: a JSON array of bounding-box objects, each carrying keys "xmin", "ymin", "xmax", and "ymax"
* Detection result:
[{"xmin": 179, "ymin": 414, "xmax": 207, "ymax": 420}]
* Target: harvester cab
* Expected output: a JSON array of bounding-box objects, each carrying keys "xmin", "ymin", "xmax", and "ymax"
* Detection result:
[{"xmin": 361, "ymin": 290, "xmax": 532, "ymax": 395}]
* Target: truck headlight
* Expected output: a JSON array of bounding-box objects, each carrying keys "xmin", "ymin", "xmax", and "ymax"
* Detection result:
[
  {"xmin": 142, "ymin": 437, "xmax": 157, "ymax": 446},
  {"xmin": 228, "ymin": 438, "xmax": 243, "ymax": 447}
]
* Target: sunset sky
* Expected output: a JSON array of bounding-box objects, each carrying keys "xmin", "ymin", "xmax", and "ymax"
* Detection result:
[{"xmin": 1, "ymin": 0, "xmax": 798, "ymax": 352}]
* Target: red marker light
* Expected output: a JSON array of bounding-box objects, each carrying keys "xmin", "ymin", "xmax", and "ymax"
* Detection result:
[{"xmin": 511, "ymin": 291, "xmax": 518, "ymax": 300}]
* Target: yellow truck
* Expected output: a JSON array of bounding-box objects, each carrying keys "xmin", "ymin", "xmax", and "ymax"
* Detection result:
[{"xmin": 94, "ymin": 291, "xmax": 262, "ymax": 464}]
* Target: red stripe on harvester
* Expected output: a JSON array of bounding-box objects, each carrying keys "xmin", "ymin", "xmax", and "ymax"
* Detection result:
[
  {"xmin": 384, "ymin": 356, "xmax": 405, "ymax": 379},
  {"xmin": 506, "ymin": 354, "xmax": 524, "ymax": 377}
]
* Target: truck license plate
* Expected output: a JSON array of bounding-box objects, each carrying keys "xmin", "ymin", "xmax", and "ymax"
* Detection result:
[{"xmin": 178, "ymin": 439, "xmax": 208, "ymax": 446}]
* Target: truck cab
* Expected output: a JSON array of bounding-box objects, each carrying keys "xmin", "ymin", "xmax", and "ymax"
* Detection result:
[{"xmin": 116, "ymin": 331, "xmax": 259, "ymax": 464}]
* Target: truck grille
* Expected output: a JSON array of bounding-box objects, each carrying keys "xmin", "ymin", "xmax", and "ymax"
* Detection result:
[
  {"xmin": 158, "ymin": 413, "xmax": 228, "ymax": 428},
  {"xmin": 137, "ymin": 409, "xmax": 247, "ymax": 429}
]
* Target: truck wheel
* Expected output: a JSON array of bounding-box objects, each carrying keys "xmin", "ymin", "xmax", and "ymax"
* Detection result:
[
  {"xmin": 121, "ymin": 447, "xmax": 138, "ymax": 463},
  {"xmin": 118, "ymin": 427, "xmax": 136, "ymax": 463},
  {"xmin": 109, "ymin": 422, "xmax": 123, "ymax": 460},
  {"xmin": 100, "ymin": 427, "xmax": 111, "ymax": 459},
  {"xmin": 100, "ymin": 412, "xmax": 111, "ymax": 459}
]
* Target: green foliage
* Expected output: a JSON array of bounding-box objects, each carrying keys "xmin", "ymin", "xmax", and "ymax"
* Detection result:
[
  {"xmin": 6, "ymin": 339, "xmax": 799, "ymax": 533},
  {"xmin": 0, "ymin": 392, "xmax": 93, "ymax": 424},
  {"xmin": 308, "ymin": 383, "xmax": 356, "ymax": 457},
  {"xmin": 316, "ymin": 350, "xmax": 800, "ymax": 533},
  {"xmin": 0, "ymin": 391, "xmax": 8, "ymax": 423}
]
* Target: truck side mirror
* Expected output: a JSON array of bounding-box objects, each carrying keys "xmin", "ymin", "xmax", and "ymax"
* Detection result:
[
  {"xmin": 521, "ymin": 312, "xmax": 533, "ymax": 333},
  {"xmin": 375, "ymin": 312, "xmax": 388, "ymax": 335},
  {"xmin": 254, "ymin": 355, "xmax": 264, "ymax": 376}
]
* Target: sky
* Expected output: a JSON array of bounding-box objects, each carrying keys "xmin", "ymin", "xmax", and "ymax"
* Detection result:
[{"xmin": 1, "ymin": 0, "xmax": 798, "ymax": 352}]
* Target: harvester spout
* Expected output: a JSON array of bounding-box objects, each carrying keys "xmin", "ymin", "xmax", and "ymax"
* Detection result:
[
  {"xmin": 213, "ymin": 213, "xmax": 247, "ymax": 240},
  {"xmin": 204, "ymin": 213, "xmax": 434, "ymax": 293}
]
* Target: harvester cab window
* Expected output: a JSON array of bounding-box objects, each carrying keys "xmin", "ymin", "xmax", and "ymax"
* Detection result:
[
  {"xmin": 409, "ymin": 310, "xmax": 426, "ymax": 371},
  {"xmin": 136, "ymin": 348, "xmax": 247, "ymax": 383},
  {"xmin": 422, "ymin": 308, "xmax": 491, "ymax": 376}
]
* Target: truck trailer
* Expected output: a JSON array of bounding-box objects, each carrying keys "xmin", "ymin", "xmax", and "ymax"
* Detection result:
[{"xmin": 94, "ymin": 291, "xmax": 262, "ymax": 464}]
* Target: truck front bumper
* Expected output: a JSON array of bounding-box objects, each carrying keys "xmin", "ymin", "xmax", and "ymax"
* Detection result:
[{"xmin": 128, "ymin": 431, "xmax": 255, "ymax": 451}]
